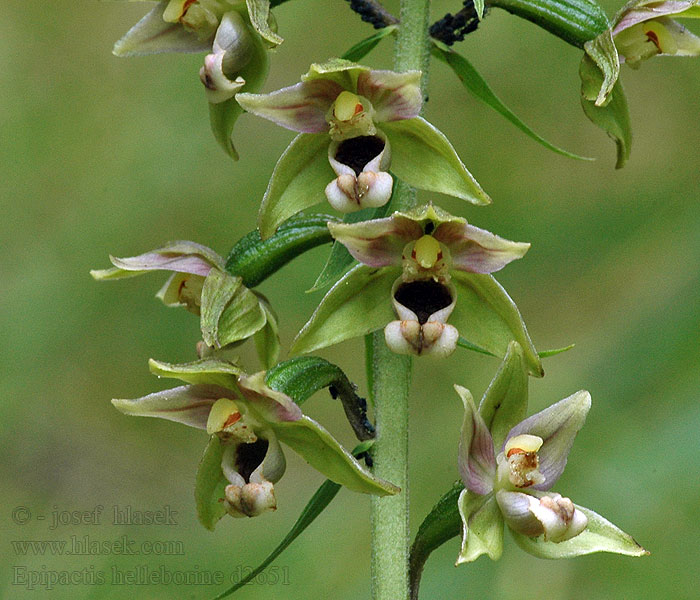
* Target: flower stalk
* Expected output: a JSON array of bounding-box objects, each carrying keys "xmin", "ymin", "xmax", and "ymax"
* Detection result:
[{"xmin": 370, "ymin": 0, "xmax": 431, "ymax": 598}]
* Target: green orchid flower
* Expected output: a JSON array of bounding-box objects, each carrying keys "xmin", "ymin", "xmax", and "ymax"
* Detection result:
[
  {"xmin": 456, "ymin": 381, "xmax": 647, "ymax": 561},
  {"xmin": 236, "ymin": 59, "xmax": 491, "ymax": 238},
  {"xmin": 112, "ymin": 0, "xmax": 281, "ymax": 158},
  {"xmin": 91, "ymin": 241, "xmax": 279, "ymax": 368},
  {"xmin": 292, "ymin": 204, "xmax": 544, "ymax": 376},
  {"xmin": 112, "ymin": 358, "xmax": 398, "ymax": 527}
]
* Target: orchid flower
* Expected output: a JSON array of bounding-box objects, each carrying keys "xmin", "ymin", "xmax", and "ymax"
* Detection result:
[
  {"xmin": 112, "ymin": 358, "xmax": 397, "ymax": 526},
  {"xmin": 237, "ymin": 60, "xmax": 490, "ymax": 237},
  {"xmin": 582, "ymin": 0, "xmax": 700, "ymax": 106},
  {"xmin": 456, "ymin": 383, "xmax": 647, "ymax": 561},
  {"xmin": 292, "ymin": 204, "xmax": 543, "ymax": 375},
  {"xmin": 91, "ymin": 241, "xmax": 279, "ymax": 367},
  {"xmin": 113, "ymin": 0, "xmax": 281, "ymax": 158}
]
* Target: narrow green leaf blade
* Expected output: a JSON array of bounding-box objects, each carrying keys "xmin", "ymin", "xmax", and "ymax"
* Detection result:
[
  {"xmin": 580, "ymin": 55, "xmax": 632, "ymax": 168},
  {"xmin": 409, "ymin": 482, "xmax": 463, "ymax": 600},
  {"xmin": 489, "ymin": 0, "xmax": 610, "ymax": 48},
  {"xmin": 226, "ymin": 213, "xmax": 335, "ymax": 288},
  {"xmin": 257, "ymin": 133, "xmax": 334, "ymax": 239},
  {"xmin": 341, "ymin": 25, "xmax": 398, "ymax": 62},
  {"xmin": 381, "ymin": 117, "xmax": 491, "ymax": 205},
  {"xmin": 291, "ymin": 265, "xmax": 399, "ymax": 355},
  {"xmin": 433, "ymin": 45, "xmax": 592, "ymax": 161},
  {"xmin": 538, "ymin": 343, "xmax": 575, "ymax": 357},
  {"xmin": 210, "ymin": 442, "xmax": 371, "ymax": 600},
  {"xmin": 195, "ymin": 436, "xmax": 229, "ymax": 531},
  {"xmin": 450, "ymin": 272, "xmax": 544, "ymax": 377}
]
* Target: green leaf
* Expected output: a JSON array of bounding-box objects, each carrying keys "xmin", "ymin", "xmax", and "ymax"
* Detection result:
[
  {"xmin": 580, "ymin": 55, "xmax": 632, "ymax": 168},
  {"xmin": 209, "ymin": 23, "xmax": 269, "ymax": 160},
  {"xmin": 309, "ymin": 203, "xmax": 392, "ymax": 293},
  {"xmin": 200, "ymin": 269, "xmax": 267, "ymax": 348},
  {"xmin": 457, "ymin": 489, "xmax": 504, "ymax": 563},
  {"xmin": 252, "ymin": 296, "xmax": 280, "ymax": 369},
  {"xmin": 226, "ymin": 213, "xmax": 335, "ymax": 288},
  {"xmin": 457, "ymin": 336, "xmax": 495, "ymax": 356},
  {"xmin": 381, "ymin": 118, "xmax": 491, "ymax": 206},
  {"xmin": 432, "ymin": 44, "xmax": 592, "ymax": 161},
  {"xmin": 409, "ymin": 482, "xmax": 463, "ymax": 600},
  {"xmin": 450, "ymin": 271, "xmax": 544, "ymax": 377},
  {"xmin": 210, "ymin": 442, "xmax": 371, "ymax": 600},
  {"xmin": 257, "ymin": 133, "xmax": 335, "ymax": 238},
  {"xmin": 510, "ymin": 501, "xmax": 649, "ymax": 558},
  {"xmin": 538, "ymin": 343, "xmax": 575, "ymax": 357},
  {"xmin": 489, "ymin": 0, "xmax": 610, "ymax": 48},
  {"xmin": 245, "ymin": 0, "xmax": 283, "ymax": 46},
  {"xmin": 195, "ymin": 436, "xmax": 229, "ymax": 530},
  {"xmin": 266, "ymin": 356, "xmax": 374, "ymax": 440},
  {"xmin": 291, "ymin": 265, "xmax": 399, "ymax": 355},
  {"xmin": 341, "ymin": 25, "xmax": 398, "ymax": 62},
  {"xmin": 272, "ymin": 416, "xmax": 398, "ymax": 495},
  {"xmin": 475, "ymin": 0, "xmax": 486, "ymax": 19},
  {"xmin": 478, "ymin": 341, "xmax": 528, "ymax": 449}
]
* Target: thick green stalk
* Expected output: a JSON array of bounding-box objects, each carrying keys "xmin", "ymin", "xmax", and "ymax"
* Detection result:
[{"xmin": 369, "ymin": 1, "xmax": 430, "ymax": 599}]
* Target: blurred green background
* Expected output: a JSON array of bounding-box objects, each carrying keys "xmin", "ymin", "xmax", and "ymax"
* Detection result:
[{"xmin": 2, "ymin": 1, "xmax": 699, "ymax": 598}]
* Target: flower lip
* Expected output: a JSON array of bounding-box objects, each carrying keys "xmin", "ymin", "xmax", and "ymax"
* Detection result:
[
  {"xmin": 333, "ymin": 135, "xmax": 386, "ymax": 175},
  {"xmin": 394, "ymin": 280, "xmax": 453, "ymax": 325},
  {"xmin": 236, "ymin": 438, "xmax": 270, "ymax": 483}
]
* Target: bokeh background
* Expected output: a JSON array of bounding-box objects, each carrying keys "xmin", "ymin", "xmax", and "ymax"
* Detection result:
[{"xmin": 2, "ymin": 1, "xmax": 699, "ymax": 598}]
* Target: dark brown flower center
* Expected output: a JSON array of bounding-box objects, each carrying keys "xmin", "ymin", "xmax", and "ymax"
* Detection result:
[
  {"xmin": 334, "ymin": 135, "xmax": 385, "ymax": 175},
  {"xmin": 236, "ymin": 439, "xmax": 269, "ymax": 483},
  {"xmin": 394, "ymin": 280, "xmax": 453, "ymax": 325}
]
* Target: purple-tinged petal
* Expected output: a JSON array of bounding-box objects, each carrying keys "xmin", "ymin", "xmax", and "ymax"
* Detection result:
[
  {"xmin": 356, "ymin": 69, "xmax": 422, "ymax": 122},
  {"xmin": 614, "ymin": 1, "xmax": 699, "ymax": 35},
  {"xmin": 236, "ymin": 79, "xmax": 343, "ymax": 133},
  {"xmin": 328, "ymin": 214, "xmax": 423, "ymax": 267},
  {"xmin": 238, "ymin": 372, "xmax": 303, "ymax": 423},
  {"xmin": 496, "ymin": 490, "xmax": 545, "ymax": 537},
  {"xmin": 456, "ymin": 385, "xmax": 496, "ymax": 495},
  {"xmin": 112, "ymin": 384, "xmax": 237, "ymax": 429},
  {"xmin": 433, "ymin": 222, "xmax": 530, "ymax": 274},
  {"xmin": 505, "ymin": 390, "xmax": 591, "ymax": 491}
]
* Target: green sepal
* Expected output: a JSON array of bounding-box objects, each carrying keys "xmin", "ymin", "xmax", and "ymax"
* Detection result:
[
  {"xmin": 409, "ymin": 482, "xmax": 463, "ymax": 600},
  {"xmin": 253, "ymin": 296, "xmax": 280, "ymax": 369},
  {"xmin": 226, "ymin": 213, "xmax": 336, "ymax": 287},
  {"xmin": 148, "ymin": 357, "xmax": 242, "ymax": 388},
  {"xmin": 490, "ymin": 0, "xmax": 610, "ymax": 48},
  {"xmin": 245, "ymin": 0, "xmax": 283, "ymax": 46},
  {"xmin": 271, "ymin": 417, "xmax": 398, "ymax": 495},
  {"xmin": 432, "ymin": 44, "xmax": 592, "ymax": 161},
  {"xmin": 341, "ymin": 25, "xmax": 398, "ymax": 62},
  {"xmin": 209, "ymin": 20, "xmax": 269, "ymax": 160},
  {"xmin": 580, "ymin": 55, "xmax": 632, "ymax": 168},
  {"xmin": 478, "ymin": 341, "xmax": 528, "ymax": 448},
  {"xmin": 458, "ymin": 337, "xmax": 574, "ymax": 359},
  {"xmin": 200, "ymin": 269, "xmax": 267, "ymax": 348},
  {"xmin": 450, "ymin": 271, "xmax": 544, "ymax": 377},
  {"xmin": 457, "ymin": 489, "xmax": 504, "ymax": 563},
  {"xmin": 309, "ymin": 203, "xmax": 392, "ymax": 293},
  {"xmin": 195, "ymin": 435, "xmax": 229, "ymax": 530},
  {"xmin": 510, "ymin": 500, "xmax": 649, "ymax": 558},
  {"xmin": 211, "ymin": 442, "xmax": 371, "ymax": 600},
  {"xmin": 291, "ymin": 265, "xmax": 399, "ymax": 355},
  {"xmin": 266, "ymin": 356, "xmax": 374, "ymax": 440},
  {"xmin": 381, "ymin": 117, "xmax": 491, "ymax": 206},
  {"xmin": 257, "ymin": 133, "xmax": 335, "ymax": 239},
  {"xmin": 583, "ymin": 29, "xmax": 621, "ymax": 106}
]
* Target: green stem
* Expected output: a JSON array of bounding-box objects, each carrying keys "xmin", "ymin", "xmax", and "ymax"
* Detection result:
[{"xmin": 369, "ymin": 1, "xmax": 430, "ymax": 599}]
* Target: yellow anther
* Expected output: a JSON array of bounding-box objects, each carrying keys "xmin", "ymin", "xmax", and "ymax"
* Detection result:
[
  {"xmin": 644, "ymin": 21, "xmax": 677, "ymax": 55},
  {"xmin": 333, "ymin": 91, "xmax": 364, "ymax": 122},
  {"xmin": 207, "ymin": 398, "xmax": 241, "ymax": 435},
  {"xmin": 413, "ymin": 235, "xmax": 442, "ymax": 269},
  {"xmin": 505, "ymin": 434, "xmax": 543, "ymax": 456}
]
